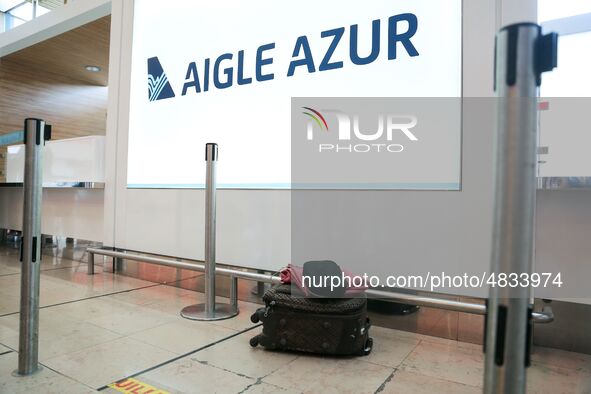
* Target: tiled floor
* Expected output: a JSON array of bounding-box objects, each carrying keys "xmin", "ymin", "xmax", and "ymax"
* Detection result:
[{"xmin": 1, "ymin": 244, "xmax": 591, "ymax": 393}]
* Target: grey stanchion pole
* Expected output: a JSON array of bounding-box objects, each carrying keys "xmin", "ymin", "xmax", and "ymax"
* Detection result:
[
  {"xmin": 231, "ymin": 276, "xmax": 239, "ymax": 311},
  {"xmin": 17, "ymin": 118, "xmax": 51, "ymax": 376},
  {"xmin": 87, "ymin": 251, "xmax": 95, "ymax": 275},
  {"xmin": 484, "ymin": 24, "xmax": 557, "ymax": 393},
  {"xmin": 181, "ymin": 143, "xmax": 239, "ymax": 321}
]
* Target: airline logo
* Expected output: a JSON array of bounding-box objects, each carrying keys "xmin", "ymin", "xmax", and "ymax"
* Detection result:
[
  {"xmin": 147, "ymin": 57, "xmax": 176, "ymax": 101},
  {"xmin": 146, "ymin": 13, "xmax": 420, "ymax": 102}
]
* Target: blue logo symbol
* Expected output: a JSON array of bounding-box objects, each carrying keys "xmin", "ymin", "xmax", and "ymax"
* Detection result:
[{"xmin": 147, "ymin": 57, "xmax": 176, "ymax": 101}]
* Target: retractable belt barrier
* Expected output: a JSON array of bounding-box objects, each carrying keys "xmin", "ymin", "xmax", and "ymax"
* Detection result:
[
  {"xmin": 179, "ymin": 143, "xmax": 239, "ymax": 321},
  {"xmin": 484, "ymin": 23, "xmax": 558, "ymax": 394},
  {"xmin": 17, "ymin": 118, "xmax": 51, "ymax": 376}
]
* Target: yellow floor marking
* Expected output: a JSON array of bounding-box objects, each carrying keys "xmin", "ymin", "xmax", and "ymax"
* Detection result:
[{"xmin": 108, "ymin": 377, "xmax": 170, "ymax": 394}]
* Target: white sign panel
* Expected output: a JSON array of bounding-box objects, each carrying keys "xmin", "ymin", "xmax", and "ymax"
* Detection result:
[{"xmin": 128, "ymin": 0, "xmax": 462, "ymax": 189}]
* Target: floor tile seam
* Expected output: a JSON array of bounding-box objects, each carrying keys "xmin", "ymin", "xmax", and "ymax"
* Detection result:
[
  {"xmin": 74, "ymin": 319, "xmax": 129, "ymax": 337},
  {"xmin": 398, "ymin": 359, "xmax": 485, "ymax": 389},
  {"xmin": 1, "ymin": 328, "xmax": 125, "ymax": 363},
  {"xmin": 0, "ymin": 341, "xmax": 16, "ymax": 352},
  {"xmin": 37, "ymin": 331, "xmax": 127, "ymax": 364},
  {"xmin": 0, "ymin": 271, "xmax": 19, "ymax": 278},
  {"xmin": 258, "ymin": 355, "xmax": 305, "ymax": 388},
  {"xmin": 39, "ymin": 359, "xmax": 99, "ymax": 392},
  {"xmin": 65, "ymin": 309, "xmax": 184, "ymax": 337},
  {"xmin": 95, "ymin": 324, "xmax": 262, "ymax": 391},
  {"xmin": 36, "ymin": 274, "xmax": 216, "ymax": 327},
  {"xmin": 529, "ymin": 359, "xmax": 591, "ymax": 375},
  {"xmin": 359, "ymin": 332, "xmax": 424, "ymax": 370},
  {"xmin": 37, "ymin": 283, "xmax": 164, "ymax": 309},
  {"xmin": 373, "ymin": 368, "xmax": 397, "ymax": 393},
  {"xmin": 237, "ymin": 377, "xmax": 269, "ymax": 394},
  {"xmin": 419, "ymin": 368, "xmax": 485, "ymax": 390},
  {"xmin": 0, "ymin": 283, "xmax": 163, "ymax": 318},
  {"xmin": 0, "ymin": 263, "xmax": 78, "ymax": 278},
  {"xmin": 193, "ymin": 359, "xmax": 256, "ymax": 380},
  {"xmin": 395, "ymin": 338, "xmax": 424, "ymax": 370},
  {"xmin": 127, "ymin": 334, "xmax": 191, "ymax": 356},
  {"xmin": 0, "ymin": 341, "xmax": 97, "ymax": 391},
  {"xmin": 129, "ymin": 308, "xmax": 246, "ymax": 333},
  {"xmin": 374, "ymin": 368, "xmax": 485, "ymax": 393}
]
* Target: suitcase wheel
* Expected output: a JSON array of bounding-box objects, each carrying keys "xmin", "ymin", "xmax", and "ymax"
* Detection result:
[
  {"xmin": 250, "ymin": 312, "xmax": 260, "ymax": 324},
  {"xmin": 361, "ymin": 337, "xmax": 373, "ymax": 356},
  {"xmin": 249, "ymin": 335, "xmax": 260, "ymax": 347}
]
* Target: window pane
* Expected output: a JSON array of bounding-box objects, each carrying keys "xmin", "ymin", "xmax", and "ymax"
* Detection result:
[
  {"xmin": 37, "ymin": 4, "xmax": 50, "ymax": 16},
  {"xmin": 4, "ymin": 13, "xmax": 25, "ymax": 31},
  {"xmin": 11, "ymin": 16, "xmax": 25, "ymax": 27},
  {"xmin": 541, "ymin": 31, "xmax": 591, "ymax": 97},
  {"xmin": 0, "ymin": 0, "xmax": 23, "ymax": 13},
  {"xmin": 539, "ymin": 0, "xmax": 591, "ymax": 22},
  {"xmin": 8, "ymin": 2, "xmax": 33, "ymax": 20}
]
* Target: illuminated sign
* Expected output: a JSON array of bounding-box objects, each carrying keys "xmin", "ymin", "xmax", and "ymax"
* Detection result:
[{"xmin": 128, "ymin": 0, "xmax": 462, "ymax": 189}]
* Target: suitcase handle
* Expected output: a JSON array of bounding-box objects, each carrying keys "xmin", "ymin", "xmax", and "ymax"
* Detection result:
[{"xmin": 361, "ymin": 317, "xmax": 371, "ymax": 334}]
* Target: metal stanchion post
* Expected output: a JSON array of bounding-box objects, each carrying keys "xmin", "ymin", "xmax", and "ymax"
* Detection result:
[
  {"xmin": 87, "ymin": 251, "xmax": 95, "ymax": 275},
  {"xmin": 484, "ymin": 24, "xmax": 557, "ymax": 393},
  {"xmin": 16, "ymin": 118, "xmax": 51, "ymax": 376},
  {"xmin": 230, "ymin": 276, "xmax": 239, "ymax": 311},
  {"xmin": 251, "ymin": 270, "xmax": 270, "ymax": 296},
  {"xmin": 257, "ymin": 281, "xmax": 266, "ymax": 295},
  {"xmin": 115, "ymin": 256, "xmax": 123, "ymax": 272},
  {"xmin": 181, "ymin": 143, "xmax": 239, "ymax": 321}
]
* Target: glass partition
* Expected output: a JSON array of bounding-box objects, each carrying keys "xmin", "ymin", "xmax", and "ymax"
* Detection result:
[{"xmin": 538, "ymin": 1, "xmax": 591, "ymax": 188}]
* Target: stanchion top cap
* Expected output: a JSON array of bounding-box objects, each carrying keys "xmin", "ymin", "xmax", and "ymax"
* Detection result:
[
  {"xmin": 23, "ymin": 118, "xmax": 51, "ymax": 145},
  {"xmin": 499, "ymin": 22, "xmax": 540, "ymax": 33},
  {"xmin": 205, "ymin": 143, "xmax": 218, "ymax": 161},
  {"xmin": 24, "ymin": 118, "xmax": 45, "ymax": 123}
]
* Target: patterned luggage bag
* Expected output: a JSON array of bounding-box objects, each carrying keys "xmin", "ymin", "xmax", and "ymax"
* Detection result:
[{"xmin": 250, "ymin": 285, "xmax": 373, "ymax": 356}]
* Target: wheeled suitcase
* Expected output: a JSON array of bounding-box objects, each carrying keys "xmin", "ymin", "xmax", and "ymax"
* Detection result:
[{"xmin": 249, "ymin": 284, "xmax": 373, "ymax": 356}]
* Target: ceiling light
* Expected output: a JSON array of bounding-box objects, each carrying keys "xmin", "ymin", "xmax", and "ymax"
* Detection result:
[{"xmin": 85, "ymin": 65, "xmax": 101, "ymax": 73}]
